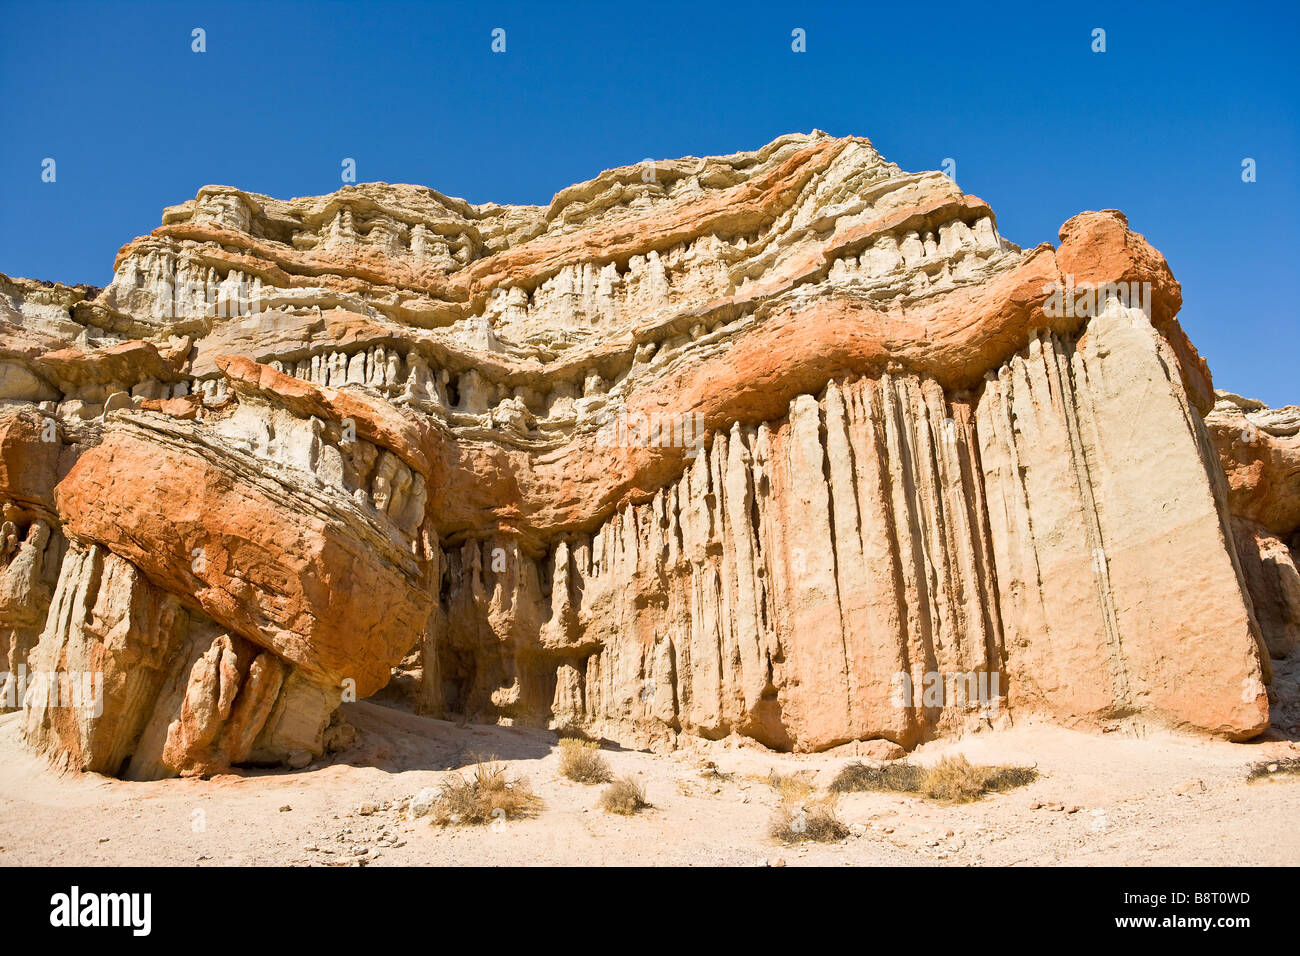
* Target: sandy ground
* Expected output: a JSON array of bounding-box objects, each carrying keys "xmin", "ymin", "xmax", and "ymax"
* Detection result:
[{"xmin": 0, "ymin": 700, "xmax": 1296, "ymax": 867}]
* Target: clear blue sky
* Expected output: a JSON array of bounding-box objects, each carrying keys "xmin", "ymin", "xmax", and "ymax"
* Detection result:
[{"xmin": 2, "ymin": 0, "xmax": 1296, "ymax": 404}]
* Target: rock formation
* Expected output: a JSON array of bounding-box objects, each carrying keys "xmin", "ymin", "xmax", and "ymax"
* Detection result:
[
  {"xmin": 0, "ymin": 131, "xmax": 1289, "ymax": 777},
  {"xmin": 1207, "ymin": 394, "xmax": 1300, "ymax": 662}
]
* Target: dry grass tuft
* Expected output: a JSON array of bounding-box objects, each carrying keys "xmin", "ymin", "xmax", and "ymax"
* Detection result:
[
  {"xmin": 918, "ymin": 755, "xmax": 989, "ymax": 803},
  {"xmin": 979, "ymin": 763, "xmax": 1040, "ymax": 792},
  {"xmin": 599, "ymin": 775, "xmax": 650, "ymax": 815},
  {"xmin": 558, "ymin": 737, "xmax": 613, "ymax": 784},
  {"xmin": 831, "ymin": 755, "xmax": 1037, "ymax": 803},
  {"xmin": 830, "ymin": 760, "xmax": 925, "ymax": 794},
  {"xmin": 767, "ymin": 767, "xmax": 850, "ymax": 844},
  {"xmin": 769, "ymin": 794, "xmax": 850, "ymax": 844},
  {"xmin": 430, "ymin": 755, "xmax": 543, "ymax": 826},
  {"xmin": 766, "ymin": 769, "xmax": 814, "ymax": 802}
]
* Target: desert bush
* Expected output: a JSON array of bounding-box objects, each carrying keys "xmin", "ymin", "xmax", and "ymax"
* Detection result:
[
  {"xmin": 430, "ymin": 756, "xmax": 543, "ymax": 825},
  {"xmin": 980, "ymin": 763, "xmax": 1040, "ymax": 792},
  {"xmin": 769, "ymin": 795, "xmax": 850, "ymax": 844},
  {"xmin": 830, "ymin": 755, "xmax": 1036, "ymax": 803},
  {"xmin": 1247, "ymin": 756, "xmax": 1300, "ymax": 781},
  {"xmin": 767, "ymin": 767, "xmax": 849, "ymax": 844},
  {"xmin": 559, "ymin": 737, "xmax": 613, "ymax": 784},
  {"xmin": 830, "ymin": 760, "xmax": 925, "ymax": 794},
  {"xmin": 599, "ymin": 775, "xmax": 650, "ymax": 815},
  {"xmin": 919, "ymin": 755, "xmax": 988, "ymax": 803},
  {"xmin": 766, "ymin": 769, "xmax": 814, "ymax": 802}
]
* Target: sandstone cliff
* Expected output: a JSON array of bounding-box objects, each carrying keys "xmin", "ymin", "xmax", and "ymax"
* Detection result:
[{"xmin": 0, "ymin": 131, "xmax": 1287, "ymax": 776}]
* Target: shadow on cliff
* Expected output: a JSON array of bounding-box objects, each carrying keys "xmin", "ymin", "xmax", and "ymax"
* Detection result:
[
  {"xmin": 1260, "ymin": 652, "xmax": 1300, "ymax": 744},
  {"xmin": 300, "ymin": 699, "xmax": 641, "ymax": 775}
]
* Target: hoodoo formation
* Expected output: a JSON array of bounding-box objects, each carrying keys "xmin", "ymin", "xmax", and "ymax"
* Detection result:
[{"xmin": 0, "ymin": 131, "xmax": 1295, "ymax": 778}]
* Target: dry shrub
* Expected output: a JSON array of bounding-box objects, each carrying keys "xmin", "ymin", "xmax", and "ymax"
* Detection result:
[
  {"xmin": 830, "ymin": 760, "xmax": 925, "ymax": 794},
  {"xmin": 919, "ymin": 755, "xmax": 988, "ymax": 803},
  {"xmin": 599, "ymin": 775, "xmax": 649, "ymax": 815},
  {"xmin": 980, "ymin": 763, "xmax": 1040, "ymax": 792},
  {"xmin": 431, "ymin": 756, "xmax": 543, "ymax": 826},
  {"xmin": 767, "ymin": 767, "xmax": 849, "ymax": 844},
  {"xmin": 922, "ymin": 756, "xmax": 1039, "ymax": 802},
  {"xmin": 1247, "ymin": 756, "xmax": 1300, "ymax": 781},
  {"xmin": 831, "ymin": 755, "xmax": 1036, "ymax": 803},
  {"xmin": 769, "ymin": 794, "xmax": 850, "ymax": 844},
  {"xmin": 559, "ymin": 737, "xmax": 613, "ymax": 784},
  {"xmin": 766, "ymin": 769, "xmax": 814, "ymax": 802}
]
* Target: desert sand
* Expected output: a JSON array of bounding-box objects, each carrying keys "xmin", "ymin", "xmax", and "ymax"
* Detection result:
[{"xmin": 1, "ymin": 697, "xmax": 1295, "ymax": 868}]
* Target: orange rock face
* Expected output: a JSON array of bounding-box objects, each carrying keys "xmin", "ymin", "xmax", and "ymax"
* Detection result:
[
  {"xmin": 54, "ymin": 417, "xmax": 433, "ymax": 695},
  {"xmin": 0, "ymin": 131, "xmax": 1282, "ymax": 775}
]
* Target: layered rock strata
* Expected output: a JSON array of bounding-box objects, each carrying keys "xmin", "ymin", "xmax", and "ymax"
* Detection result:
[{"xmin": 0, "ymin": 131, "xmax": 1283, "ymax": 775}]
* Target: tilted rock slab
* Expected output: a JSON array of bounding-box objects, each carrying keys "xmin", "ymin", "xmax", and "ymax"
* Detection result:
[{"xmin": 0, "ymin": 131, "xmax": 1282, "ymax": 775}]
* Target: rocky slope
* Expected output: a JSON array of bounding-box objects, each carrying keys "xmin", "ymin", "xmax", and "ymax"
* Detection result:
[{"xmin": 0, "ymin": 131, "xmax": 1290, "ymax": 777}]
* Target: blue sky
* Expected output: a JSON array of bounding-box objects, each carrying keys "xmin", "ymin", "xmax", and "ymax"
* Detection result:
[{"xmin": 2, "ymin": 0, "xmax": 1296, "ymax": 404}]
